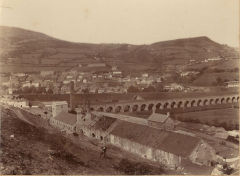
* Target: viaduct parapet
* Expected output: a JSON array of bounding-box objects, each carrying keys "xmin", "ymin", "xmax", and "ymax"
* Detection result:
[{"xmin": 87, "ymin": 94, "xmax": 239, "ymax": 113}]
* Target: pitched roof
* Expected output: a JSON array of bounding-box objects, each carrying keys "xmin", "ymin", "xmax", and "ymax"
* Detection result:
[
  {"xmin": 92, "ymin": 116, "xmax": 117, "ymax": 131},
  {"xmin": 54, "ymin": 111, "xmax": 77, "ymax": 125},
  {"xmin": 110, "ymin": 120, "xmax": 201, "ymax": 157},
  {"xmin": 148, "ymin": 113, "xmax": 169, "ymax": 123}
]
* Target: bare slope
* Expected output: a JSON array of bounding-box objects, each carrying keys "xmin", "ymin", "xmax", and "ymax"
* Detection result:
[{"xmin": 0, "ymin": 26, "xmax": 238, "ymax": 73}]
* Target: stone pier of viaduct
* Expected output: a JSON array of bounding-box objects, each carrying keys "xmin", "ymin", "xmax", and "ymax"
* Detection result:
[{"xmin": 89, "ymin": 94, "xmax": 239, "ymax": 113}]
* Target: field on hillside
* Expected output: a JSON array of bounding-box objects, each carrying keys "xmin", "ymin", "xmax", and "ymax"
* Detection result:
[
  {"xmin": 192, "ymin": 72, "xmax": 239, "ymax": 86},
  {"xmin": 184, "ymin": 62, "xmax": 216, "ymax": 71},
  {"xmin": 174, "ymin": 108, "xmax": 239, "ymax": 129},
  {"xmin": 211, "ymin": 59, "xmax": 239, "ymax": 70},
  {"xmin": 1, "ymin": 26, "xmax": 239, "ymax": 74},
  {"xmin": 0, "ymin": 65, "xmax": 69, "ymax": 73},
  {"xmin": 184, "ymin": 59, "xmax": 239, "ymax": 71}
]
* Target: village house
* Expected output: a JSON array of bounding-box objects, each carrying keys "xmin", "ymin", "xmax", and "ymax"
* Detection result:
[
  {"xmin": 122, "ymin": 77, "xmax": 131, "ymax": 82},
  {"xmin": 78, "ymin": 75, "xmax": 83, "ymax": 79},
  {"xmin": 225, "ymin": 81, "xmax": 239, "ymax": 88},
  {"xmin": 40, "ymin": 70, "xmax": 54, "ymax": 77},
  {"xmin": 66, "ymin": 75, "xmax": 74, "ymax": 79},
  {"xmin": 180, "ymin": 71, "xmax": 199, "ymax": 77},
  {"xmin": 83, "ymin": 78, "xmax": 87, "ymax": 83},
  {"xmin": 111, "ymin": 66, "xmax": 118, "ymax": 71},
  {"xmin": 139, "ymin": 79, "xmax": 153, "ymax": 86},
  {"xmin": 97, "ymin": 88, "xmax": 105, "ymax": 94},
  {"xmin": 147, "ymin": 112, "xmax": 175, "ymax": 130},
  {"xmin": 60, "ymin": 84, "xmax": 71, "ymax": 93},
  {"xmin": 92, "ymin": 75, "xmax": 97, "ymax": 79},
  {"xmin": 13, "ymin": 73, "xmax": 26, "ymax": 77},
  {"xmin": 22, "ymin": 81, "xmax": 31, "ymax": 88},
  {"xmin": 87, "ymin": 63, "xmax": 106, "ymax": 67},
  {"xmin": 29, "ymin": 81, "xmax": 40, "ymax": 88},
  {"xmin": 112, "ymin": 71, "xmax": 122, "ymax": 77},
  {"xmin": 8, "ymin": 88, "xmax": 13, "ymax": 94},
  {"xmin": 207, "ymin": 57, "xmax": 223, "ymax": 61},
  {"xmin": 4, "ymin": 98, "xmax": 29, "ymax": 108},
  {"xmin": 142, "ymin": 73, "xmax": 149, "ymax": 78},
  {"xmin": 156, "ymin": 77, "xmax": 162, "ymax": 83},
  {"xmin": 164, "ymin": 83, "xmax": 184, "ymax": 91},
  {"xmin": 63, "ymin": 80, "xmax": 71, "ymax": 84}
]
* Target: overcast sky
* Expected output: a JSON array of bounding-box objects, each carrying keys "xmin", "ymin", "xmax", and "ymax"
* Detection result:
[{"xmin": 0, "ymin": 0, "xmax": 239, "ymax": 47}]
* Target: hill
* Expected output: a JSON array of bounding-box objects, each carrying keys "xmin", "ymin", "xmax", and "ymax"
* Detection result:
[{"xmin": 0, "ymin": 26, "xmax": 239, "ymax": 73}]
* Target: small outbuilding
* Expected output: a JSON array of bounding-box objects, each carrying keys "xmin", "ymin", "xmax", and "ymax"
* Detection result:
[
  {"xmin": 132, "ymin": 95, "xmax": 144, "ymax": 101},
  {"xmin": 148, "ymin": 112, "xmax": 174, "ymax": 130}
]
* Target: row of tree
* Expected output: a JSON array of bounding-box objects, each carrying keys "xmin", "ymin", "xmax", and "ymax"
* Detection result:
[{"xmin": 127, "ymin": 85, "xmax": 165, "ymax": 93}]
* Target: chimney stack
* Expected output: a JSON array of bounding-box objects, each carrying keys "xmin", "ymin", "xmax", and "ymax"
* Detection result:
[{"xmin": 70, "ymin": 81, "xmax": 75, "ymax": 111}]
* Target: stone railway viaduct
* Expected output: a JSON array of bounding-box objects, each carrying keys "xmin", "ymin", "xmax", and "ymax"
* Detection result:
[{"xmin": 89, "ymin": 94, "xmax": 239, "ymax": 113}]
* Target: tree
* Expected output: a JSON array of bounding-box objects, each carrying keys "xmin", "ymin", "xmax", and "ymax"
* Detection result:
[
  {"xmin": 30, "ymin": 86, "xmax": 37, "ymax": 94},
  {"xmin": 47, "ymin": 88, "xmax": 53, "ymax": 94},
  {"xmin": 29, "ymin": 102, "xmax": 32, "ymax": 108},
  {"xmin": 127, "ymin": 86, "xmax": 139, "ymax": 93},
  {"xmin": 142, "ymin": 86, "xmax": 156, "ymax": 92},
  {"xmin": 220, "ymin": 122, "xmax": 228, "ymax": 130},
  {"xmin": 44, "ymin": 111, "xmax": 48, "ymax": 118},
  {"xmin": 82, "ymin": 88, "xmax": 89, "ymax": 94},
  {"xmin": 222, "ymin": 163, "xmax": 234, "ymax": 175},
  {"xmin": 37, "ymin": 86, "xmax": 46, "ymax": 94},
  {"xmin": 22, "ymin": 87, "xmax": 31, "ymax": 94},
  {"xmin": 156, "ymin": 84, "xmax": 164, "ymax": 92},
  {"xmin": 216, "ymin": 77, "xmax": 224, "ymax": 86}
]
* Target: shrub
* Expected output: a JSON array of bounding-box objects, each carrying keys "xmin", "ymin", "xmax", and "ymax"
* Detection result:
[
  {"xmin": 226, "ymin": 136, "xmax": 239, "ymax": 144},
  {"xmin": 68, "ymin": 110, "xmax": 77, "ymax": 114},
  {"xmin": 115, "ymin": 159, "xmax": 164, "ymax": 175}
]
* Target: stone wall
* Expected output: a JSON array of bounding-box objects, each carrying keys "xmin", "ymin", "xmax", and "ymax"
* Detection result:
[
  {"xmin": 50, "ymin": 118, "xmax": 75, "ymax": 132},
  {"xmin": 109, "ymin": 134, "xmax": 181, "ymax": 168},
  {"xmin": 76, "ymin": 125, "xmax": 107, "ymax": 142}
]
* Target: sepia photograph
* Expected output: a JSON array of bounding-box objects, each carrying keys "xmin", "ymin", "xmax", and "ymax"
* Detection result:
[{"xmin": 0, "ymin": 0, "xmax": 239, "ymax": 175}]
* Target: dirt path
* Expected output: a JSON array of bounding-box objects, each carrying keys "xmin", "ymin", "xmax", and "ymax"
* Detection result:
[{"xmin": 11, "ymin": 107, "xmax": 35, "ymax": 126}]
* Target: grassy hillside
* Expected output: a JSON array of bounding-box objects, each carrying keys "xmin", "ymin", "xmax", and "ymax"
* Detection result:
[
  {"xmin": 192, "ymin": 72, "xmax": 239, "ymax": 86},
  {"xmin": 175, "ymin": 108, "xmax": 239, "ymax": 129},
  {"xmin": 0, "ymin": 26, "xmax": 239, "ymax": 73}
]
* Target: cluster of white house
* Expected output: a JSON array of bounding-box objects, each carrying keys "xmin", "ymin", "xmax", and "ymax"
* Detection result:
[
  {"xmin": 225, "ymin": 81, "xmax": 239, "ymax": 88},
  {"xmin": 48, "ymin": 101, "xmax": 219, "ymax": 168},
  {"xmin": 0, "ymin": 96, "xmax": 29, "ymax": 108}
]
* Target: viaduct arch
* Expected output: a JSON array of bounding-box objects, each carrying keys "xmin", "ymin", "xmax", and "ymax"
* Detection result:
[{"xmin": 89, "ymin": 94, "xmax": 239, "ymax": 113}]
